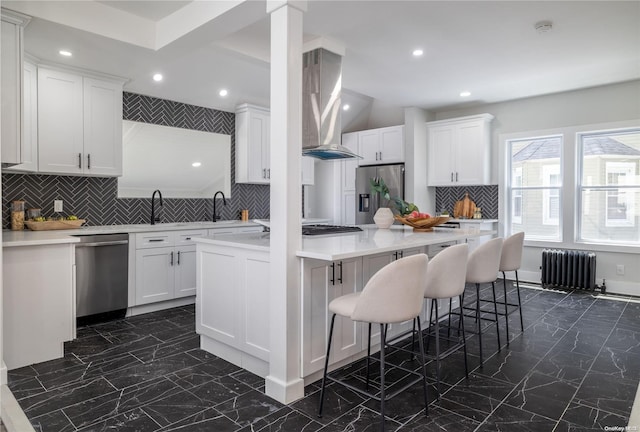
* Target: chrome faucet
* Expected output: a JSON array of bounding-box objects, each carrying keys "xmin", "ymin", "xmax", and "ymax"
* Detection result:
[
  {"xmin": 213, "ymin": 191, "xmax": 227, "ymax": 222},
  {"xmin": 151, "ymin": 189, "xmax": 163, "ymax": 225}
]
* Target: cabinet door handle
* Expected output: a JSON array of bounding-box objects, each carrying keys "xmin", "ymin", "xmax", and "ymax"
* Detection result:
[
  {"xmin": 149, "ymin": 239, "xmax": 164, "ymax": 242},
  {"xmin": 87, "ymin": 154, "xmax": 91, "ymax": 169},
  {"xmin": 263, "ymin": 168, "xmax": 266, "ymax": 179},
  {"xmin": 379, "ymin": 151, "xmax": 382, "ymax": 160},
  {"xmin": 185, "ymin": 237, "xmax": 191, "ymax": 241},
  {"xmin": 330, "ymin": 263, "xmax": 335, "ymax": 286},
  {"xmin": 456, "ymin": 172, "xmax": 458, "ymax": 182},
  {"xmin": 78, "ymin": 153, "xmax": 82, "ymax": 169},
  {"xmin": 393, "ymin": 251, "xmax": 398, "ymax": 260},
  {"xmin": 170, "ymin": 251, "xmax": 174, "ymax": 266},
  {"xmin": 337, "ymin": 261, "xmax": 343, "ymax": 284},
  {"xmin": 398, "ymin": 250, "xmax": 404, "ymax": 259},
  {"xmin": 451, "ymin": 172, "xmax": 454, "ymax": 182},
  {"xmin": 267, "ymin": 169, "xmax": 270, "ymax": 179},
  {"xmin": 177, "ymin": 251, "xmax": 181, "ymax": 265}
]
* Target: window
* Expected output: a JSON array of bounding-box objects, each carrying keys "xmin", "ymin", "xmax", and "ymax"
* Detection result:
[
  {"xmin": 542, "ymin": 165, "xmax": 560, "ymax": 226},
  {"xmin": 578, "ymin": 130, "xmax": 640, "ymax": 244},
  {"xmin": 507, "ymin": 136, "xmax": 562, "ymax": 241},
  {"xmin": 512, "ymin": 167, "xmax": 522, "ymax": 224}
]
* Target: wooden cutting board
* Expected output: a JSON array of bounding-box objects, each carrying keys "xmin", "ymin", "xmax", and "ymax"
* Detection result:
[{"xmin": 453, "ymin": 193, "xmax": 476, "ymax": 219}]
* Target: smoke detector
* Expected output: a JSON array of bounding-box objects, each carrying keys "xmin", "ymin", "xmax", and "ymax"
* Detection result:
[{"xmin": 535, "ymin": 20, "xmax": 553, "ymax": 33}]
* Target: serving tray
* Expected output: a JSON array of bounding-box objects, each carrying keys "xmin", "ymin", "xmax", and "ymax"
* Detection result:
[{"xmin": 24, "ymin": 219, "xmax": 86, "ymax": 231}]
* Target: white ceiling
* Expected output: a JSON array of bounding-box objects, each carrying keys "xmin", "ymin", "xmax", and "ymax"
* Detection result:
[{"xmin": 5, "ymin": 1, "xmax": 640, "ymax": 117}]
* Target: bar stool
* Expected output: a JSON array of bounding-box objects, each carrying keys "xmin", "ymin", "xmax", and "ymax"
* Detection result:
[
  {"xmin": 418, "ymin": 243, "xmax": 469, "ymax": 398},
  {"xmin": 499, "ymin": 232, "xmax": 525, "ymax": 343},
  {"xmin": 318, "ymin": 254, "xmax": 430, "ymax": 431},
  {"xmin": 463, "ymin": 237, "xmax": 504, "ymax": 364}
]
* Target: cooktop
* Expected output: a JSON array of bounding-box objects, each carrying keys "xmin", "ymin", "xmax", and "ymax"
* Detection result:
[{"xmin": 302, "ymin": 224, "xmax": 363, "ymax": 236}]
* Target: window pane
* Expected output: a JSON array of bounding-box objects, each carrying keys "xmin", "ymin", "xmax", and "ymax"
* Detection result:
[
  {"xmin": 510, "ymin": 189, "xmax": 561, "ymax": 241},
  {"xmin": 580, "ymin": 188, "xmax": 639, "ymax": 242},
  {"xmin": 511, "ymin": 136, "xmax": 562, "ymax": 187},
  {"xmin": 581, "ymin": 131, "xmax": 640, "ymax": 186}
]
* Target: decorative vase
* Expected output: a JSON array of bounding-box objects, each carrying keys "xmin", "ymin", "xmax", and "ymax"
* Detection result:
[{"xmin": 373, "ymin": 207, "xmax": 394, "ymax": 229}]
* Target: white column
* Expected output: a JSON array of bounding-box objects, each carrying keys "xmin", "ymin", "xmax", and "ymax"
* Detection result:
[
  {"xmin": 404, "ymin": 107, "xmax": 436, "ymax": 213},
  {"xmin": 265, "ymin": 0, "xmax": 306, "ymax": 404}
]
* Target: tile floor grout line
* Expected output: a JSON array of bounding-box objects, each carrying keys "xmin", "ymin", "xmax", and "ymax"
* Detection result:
[
  {"xmin": 470, "ymin": 287, "xmax": 597, "ymax": 431},
  {"xmin": 551, "ymin": 296, "xmax": 630, "ymax": 431}
]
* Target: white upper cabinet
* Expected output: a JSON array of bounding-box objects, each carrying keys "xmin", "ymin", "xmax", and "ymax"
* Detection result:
[
  {"xmin": 1, "ymin": 11, "xmax": 29, "ymax": 166},
  {"xmin": 357, "ymin": 125, "xmax": 404, "ymax": 166},
  {"xmin": 37, "ymin": 66, "xmax": 123, "ymax": 176},
  {"xmin": 7, "ymin": 60, "xmax": 38, "ymax": 172},
  {"xmin": 236, "ymin": 104, "xmax": 270, "ymax": 184},
  {"xmin": 235, "ymin": 103, "xmax": 314, "ymax": 185},
  {"xmin": 427, "ymin": 113, "xmax": 494, "ymax": 186},
  {"xmin": 82, "ymin": 78, "xmax": 123, "ymax": 176}
]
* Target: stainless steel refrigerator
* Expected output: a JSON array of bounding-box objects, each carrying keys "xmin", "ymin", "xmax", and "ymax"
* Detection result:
[{"xmin": 355, "ymin": 164, "xmax": 405, "ymax": 224}]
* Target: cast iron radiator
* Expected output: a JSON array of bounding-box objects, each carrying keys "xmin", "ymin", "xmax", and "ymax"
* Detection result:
[{"xmin": 541, "ymin": 249, "xmax": 603, "ymax": 292}]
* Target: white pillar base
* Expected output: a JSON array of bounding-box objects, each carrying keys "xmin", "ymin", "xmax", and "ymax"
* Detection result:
[{"xmin": 265, "ymin": 374, "xmax": 305, "ymax": 404}]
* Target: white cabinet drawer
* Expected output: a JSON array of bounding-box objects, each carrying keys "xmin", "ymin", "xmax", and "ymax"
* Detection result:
[
  {"xmin": 175, "ymin": 230, "xmax": 207, "ymax": 246},
  {"xmin": 135, "ymin": 232, "xmax": 174, "ymax": 249}
]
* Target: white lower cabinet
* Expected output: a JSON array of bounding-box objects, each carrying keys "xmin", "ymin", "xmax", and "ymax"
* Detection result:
[
  {"xmin": 302, "ymin": 257, "xmax": 363, "ymax": 376},
  {"xmin": 134, "ymin": 230, "xmax": 206, "ymax": 305},
  {"xmin": 197, "ymin": 245, "xmax": 270, "ymax": 362}
]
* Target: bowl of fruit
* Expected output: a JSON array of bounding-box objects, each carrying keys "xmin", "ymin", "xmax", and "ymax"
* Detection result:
[
  {"xmin": 25, "ymin": 215, "xmax": 85, "ymax": 231},
  {"xmin": 394, "ymin": 211, "xmax": 450, "ymax": 232}
]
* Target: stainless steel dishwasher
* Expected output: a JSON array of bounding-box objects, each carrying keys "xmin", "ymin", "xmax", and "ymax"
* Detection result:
[{"xmin": 75, "ymin": 233, "xmax": 129, "ymax": 319}]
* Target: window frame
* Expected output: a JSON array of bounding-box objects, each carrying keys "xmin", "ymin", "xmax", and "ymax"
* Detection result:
[{"xmin": 500, "ymin": 119, "xmax": 639, "ymax": 254}]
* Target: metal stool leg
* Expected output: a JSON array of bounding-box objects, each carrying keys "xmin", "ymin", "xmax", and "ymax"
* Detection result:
[
  {"xmin": 447, "ymin": 298, "xmax": 453, "ymax": 338},
  {"xmin": 379, "ymin": 323, "xmax": 386, "ymax": 432},
  {"xmin": 491, "ymin": 282, "xmax": 501, "ymax": 350},
  {"xmin": 318, "ymin": 314, "xmax": 336, "ymax": 417},
  {"xmin": 410, "ymin": 319, "xmax": 416, "ymax": 361},
  {"xmin": 366, "ymin": 323, "xmax": 372, "ymax": 390},
  {"xmin": 433, "ymin": 299, "xmax": 441, "ymax": 399},
  {"xmin": 476, "ymin": 283, "xmax": 483, "ymax": 364},
  {"xmin": 416, "ymin": 318, "xmax": 429, "ymax": 417},
  {"xmin": 460, "ymin": 294, "xmax": 469, "ymax": 379},
  {"xmin": 516, "ymin": 271, "xmax": 524, "ymax": 331},
  {"xmin": 502, "ymin": 271, "xmax": 510, "ymax": 345}
]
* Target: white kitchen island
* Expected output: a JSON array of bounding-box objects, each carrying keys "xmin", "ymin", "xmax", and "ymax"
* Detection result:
[{"xmin": 194, "ymin": 225, "xmax": 496, "ymax": 391}]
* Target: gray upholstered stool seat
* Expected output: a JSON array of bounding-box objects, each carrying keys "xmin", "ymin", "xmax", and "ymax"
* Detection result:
[
  {"xmin": 498, "ymin": 232, "xmax": 526, "ymax": 342},
  {"xmin": 458, "ymin": 237, "xmax": 504, "ymax": 364},
  {"xmin": 318, "ymin": 254, "xmax": 431, "ymax": 432},
  {"xmin": 419, "ymin": 243, "xmax": 469, "ymax": 398}
]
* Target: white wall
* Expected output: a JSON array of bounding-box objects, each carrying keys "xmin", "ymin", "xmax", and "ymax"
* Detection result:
[{"xmin": 433, "ymin": 80, "xmax": 640, "ymax": 295}]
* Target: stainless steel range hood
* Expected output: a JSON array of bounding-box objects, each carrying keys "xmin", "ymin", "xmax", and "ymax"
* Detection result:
[{"xmin": 302, "ymin": 48, "xmax": 361, "ymax": 160}]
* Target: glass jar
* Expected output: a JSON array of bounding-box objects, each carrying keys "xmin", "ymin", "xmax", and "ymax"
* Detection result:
[
  {"xmin": 11, "ymin": 200, "xmax": 26, "ymax": 231},
  {"xmin": 27, "ymin": 208, "xmax": 41, "ymax": 220}
]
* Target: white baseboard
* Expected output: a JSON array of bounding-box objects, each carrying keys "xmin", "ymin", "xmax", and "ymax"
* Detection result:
[
  {"xmin": 512, "ymin": 271, "xmax": 639, "ymax": 297},
  {"xmin": 126, "ymin": 297, "xmax": 195, "ymax": 317},
  {"xmin": 1, "ymin": 385, "xmax": 35, "ymax": 432}
]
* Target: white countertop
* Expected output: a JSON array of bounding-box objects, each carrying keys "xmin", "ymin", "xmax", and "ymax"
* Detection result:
[
  {"xmin": 446, "ymin": 218, "xmax": 498, "ymax": 223},
  {"xmin": 195, "ymin": 225, "xmax": 497, "ymax": 261},
  {"xmin": 3, "ymin": 220, "xmax": 262, "ymax": 247}
]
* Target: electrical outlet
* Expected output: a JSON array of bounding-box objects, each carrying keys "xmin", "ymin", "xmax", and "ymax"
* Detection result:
[
  {"xmin": 54, "ymin": 200, "xmax": 63, "ymax": 213},
  {"xmin": 616, "ymin": 265, "xmax": 625, "ymax": 276}
]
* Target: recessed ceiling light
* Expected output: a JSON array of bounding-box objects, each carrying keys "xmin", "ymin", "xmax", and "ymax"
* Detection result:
[
  {"xmin": 412, "ymin": 49, "xmax": 424, "ymax": 57},
  {"xmin": 59, "ymin": 50, "xmax": 72, "ymax": 57},
  {"xmin": 192, "ymin": 162, "xmax": 202, "ymax": 167},
  {"xmin": 342, "ymin": 104, "xmax": 350, "ymax": 111},
  {"xmin": 460, "ymin": 91, "xmax": 471, "ymax": 97},
  {"xmin": 153, "ymin": 73, "xmax": 163, "ymax": 82},
  {"xmin": 219, "ymin": 89, "xmax": 228, "ymax": 97},
  {"xmin": 534, "ymin": 20, "xmax": 553, "ymax": 34}
]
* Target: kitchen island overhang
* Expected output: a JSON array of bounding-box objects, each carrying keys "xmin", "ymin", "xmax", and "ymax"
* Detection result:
[{"xmin": 194, "ymin": 225, "xmax": 496, "ymax": 402}]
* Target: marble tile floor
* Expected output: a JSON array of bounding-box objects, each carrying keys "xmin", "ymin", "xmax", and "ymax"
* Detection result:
[{"xmin": 6, "ymin": 283, "xmax": 640, "ymax": 432}]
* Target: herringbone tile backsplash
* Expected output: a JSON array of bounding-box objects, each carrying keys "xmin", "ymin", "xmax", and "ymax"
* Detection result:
[
  {"xmin": 2, "ymin": 92, "xmax": 271, "ymax": 227},
  {"xmin": 435, "ymin": 185, "xmax": 499, "ymax": 219}
]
